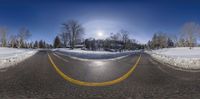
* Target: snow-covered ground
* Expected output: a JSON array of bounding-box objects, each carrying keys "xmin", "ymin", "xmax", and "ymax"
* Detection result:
[
  {"xmin": 0, "ymin": 48, "xmax": 37, "ymax": 69},
  {"xmin": 146, "ymin": 47, "xmax": 200, "ymax": 70},
  {"xmin": 53, "ymin": 48, "xmax": 139, "ymax": 60}
]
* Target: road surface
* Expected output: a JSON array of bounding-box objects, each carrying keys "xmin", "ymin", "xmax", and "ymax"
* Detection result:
[{"xmin": 0, "ymin": 50, "xmax": 200, "ymax": 99}]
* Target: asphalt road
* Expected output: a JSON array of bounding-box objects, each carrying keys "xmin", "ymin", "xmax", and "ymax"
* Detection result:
[{"xmin": 1, "ymin": 50, "xmax": 200, "ymax": 99}]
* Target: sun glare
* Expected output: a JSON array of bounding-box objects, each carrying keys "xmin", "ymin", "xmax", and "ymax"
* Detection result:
[{"xmin": 97, "ymin": 31, "xmax": 103, "ymax": 37}]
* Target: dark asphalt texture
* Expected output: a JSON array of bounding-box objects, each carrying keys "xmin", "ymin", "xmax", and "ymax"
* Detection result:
[{"xmin": 0, "ymin": 50, "xmax": 200, "ymax": 99}]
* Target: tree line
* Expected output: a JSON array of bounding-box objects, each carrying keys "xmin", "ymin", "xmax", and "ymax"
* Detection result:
[
  {"xmin": 4, "ymin": 20, "xmax": 197, "ymax": 50},
  {"xmin": 0, "ymin": 27, "xmax": 51, "ymax": 48},
  {"xmin": 83, "ymin": 30, "xmax": 143, "ymax": 51},
  {"xmin": 53, "ymin": 20, "xmax": 143, "ymax": 51},
  {"xmin": 147, "ymin": 22, "xmax": 200, "ymax": 49}
]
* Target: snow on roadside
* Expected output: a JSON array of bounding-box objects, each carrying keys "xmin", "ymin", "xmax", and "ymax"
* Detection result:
[
  {"xmin": 146, "ymin": 47, "xmax": 200, "ymax": 70},
  {"xmin": 53, "ymin": 48, "xmax": 139, "ymax": 60},
  {"xmin": 0, "ymin": 48, "xmax": 37, "ymax": 69}
]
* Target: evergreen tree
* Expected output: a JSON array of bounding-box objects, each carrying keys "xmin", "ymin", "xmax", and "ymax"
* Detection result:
[
  {"xmin": 39, "ymin": 40, "xmax": 43, "ymax": 48},
  {"xmin": 34, "ymin": 41, "xmax": 38, "ymax": 48},
  {"xmin": 54, "ymin": 36, "xmax": 61, "ymax": 48}
]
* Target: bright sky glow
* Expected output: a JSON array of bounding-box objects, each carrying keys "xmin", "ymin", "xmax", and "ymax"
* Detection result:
[{"xmin": 97, "ymin": 31, "xmax": 103, "ymax": 37}]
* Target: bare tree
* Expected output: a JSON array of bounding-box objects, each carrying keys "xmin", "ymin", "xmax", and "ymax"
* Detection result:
[
  {"xmin": 110, "ymin": 32, "xmax": 121, "ymax": 41},
  {"xmin": 62, "ymin": 20, "xmax": 84, "ymax": 49},
  {"xmin": 59, "ymin": 31, "xmax": 70, "ymax": 47},
  {"xmin": 158, "ymin": 32, "xmax": 168, "ymax": 48},
  {"xmin": 109, "ymin": 32, "xmax": 122, "ymax": 50},
  {"xmin": 119, "ymin": 29, "xmax": 129, "ymax": 50},
  {"xmin": 170, "ymin": 35, "xmax": 178, "ymax": 47},
  {"xmin": 9, "ymin": 34, "xmax": 17, "ymax": 48},
  {"xmin": 150, "ymin": 32, "xmax": 170, "ymax": 49},
  {"xmin": 180, "ymin": 22, "xmax": 200, "ymax": 48},
  {"xmin": 0, "ymin": 27, "xmax": 7, "ymax": 47},
  {"xmin": 18, "ymin": 27, "xmax": 31, "ymax": 48}
]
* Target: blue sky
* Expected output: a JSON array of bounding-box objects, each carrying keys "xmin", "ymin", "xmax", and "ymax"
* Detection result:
[{"xmin": 0, "ymin": 0, "xmax": 200, "ymax": 44}]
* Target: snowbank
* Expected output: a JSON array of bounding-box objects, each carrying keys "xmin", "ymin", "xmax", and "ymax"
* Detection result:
[
  {"xmin": 0, "ymin": 48, "xmax": 37, "ymax": 69},
  {"xmin": 146, "ymin": 47, "xmax": 200, "ymax": 70},
  {"xmin": 53, "ymin": 48, "xmax": 138, "ymax": 60}
]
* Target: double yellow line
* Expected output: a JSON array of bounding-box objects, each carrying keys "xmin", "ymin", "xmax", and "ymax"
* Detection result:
[{"xmin": 48, "ymin": 53, "xmax": 141, "ymax": 86}]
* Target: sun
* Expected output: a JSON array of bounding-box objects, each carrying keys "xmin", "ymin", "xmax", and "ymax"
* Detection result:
[{"xmin": 97, "ymin": 31, "xmax": 103, "ymax": 37}]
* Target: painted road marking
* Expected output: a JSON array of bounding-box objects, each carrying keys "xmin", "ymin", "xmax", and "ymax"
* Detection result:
[
  {"xmin": 53, "ymin": 53, "xmax": 69, "ymax": 62},
  {"xmin": 48, "ymin": 53, "xmax": 141, "ymax": 86}
]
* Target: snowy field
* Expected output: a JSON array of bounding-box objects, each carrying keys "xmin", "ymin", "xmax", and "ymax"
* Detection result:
[
  {"xmin": 54, "ymin": 48, "xmax": 139, "ymax": 60},
  {"xmin": 0, "ymin": 48, "xmax": 37, "ymax": 69},
  {"xmin": 146, "ymin": 47, "xmax": 200, "ymax": 70}
]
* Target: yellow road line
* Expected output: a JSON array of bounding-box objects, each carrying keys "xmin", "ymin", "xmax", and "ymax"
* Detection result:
[{"xmin": 48, "ymin": 53, "xmax": 141, "ymax": 86}]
